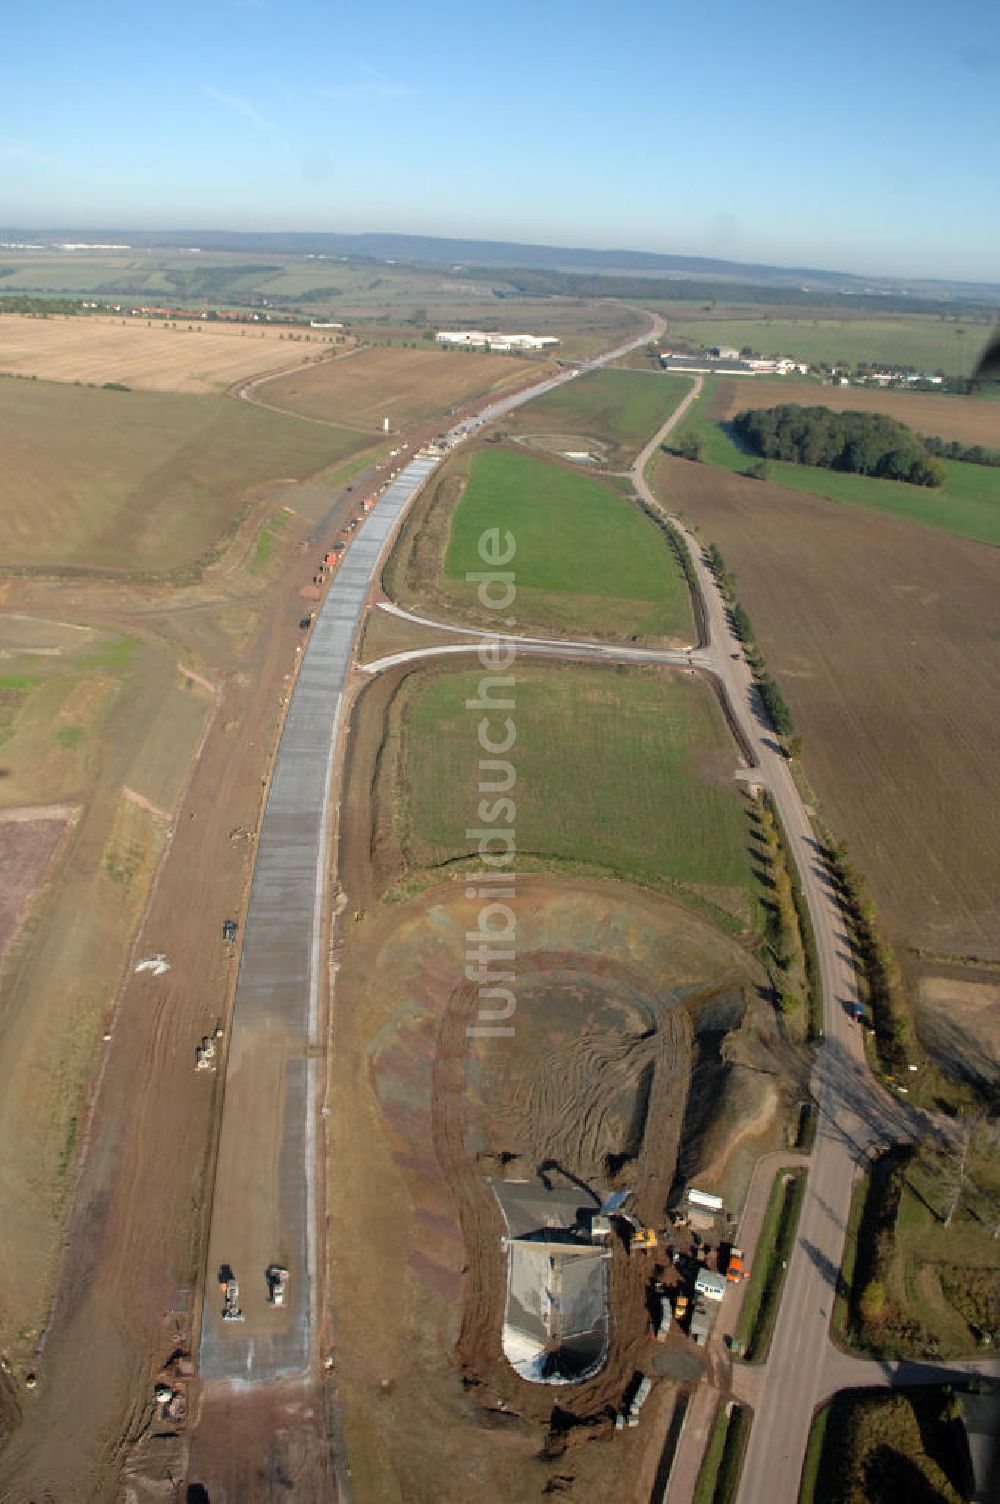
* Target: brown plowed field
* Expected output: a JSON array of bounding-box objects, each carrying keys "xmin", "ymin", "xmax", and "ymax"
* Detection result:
[
  {"xmin": 260, "ymin": 344, "xmax": 544, "ymax": 430},
  {"xmin": 715, "ymin": 376, "xmax": 1000, "ymax": 446},
  {"xmin": 0, "ymin": 312, "xmax": 336, "ymax": 393},
  {"xmin": 655, "ymin": 452, "xmax": 1000, "ymax": 1064}
]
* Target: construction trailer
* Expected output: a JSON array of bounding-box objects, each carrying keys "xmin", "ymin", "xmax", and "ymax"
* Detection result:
[
  {"xmin": 687, "ymin": 1188, "xmax": 724, "ymax": 1213},
  {"xmin": 695, "ymin": 1269, "xmax": 728, "ymax": 1304}
]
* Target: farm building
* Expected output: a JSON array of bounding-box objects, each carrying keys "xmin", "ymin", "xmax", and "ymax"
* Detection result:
[
  {"xmin": 436, "ymin": 330, "xmax": 560, "ymax": 353},
  {"xmin": 492, "ymin": 1180, "xmax": 611, "ymax": 1385}
]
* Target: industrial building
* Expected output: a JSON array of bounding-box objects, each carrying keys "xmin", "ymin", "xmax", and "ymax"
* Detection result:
[
  {"xmin": 436, "ymin": 330, "xmax": 560, "ymax": 353},
  {"xmin": 492, "ymin": 1180, "xmax": 610, "ymax": 1385},
  {"xmin": 659, "ymin": 349, "xmax": 808, "ymax": 377}
]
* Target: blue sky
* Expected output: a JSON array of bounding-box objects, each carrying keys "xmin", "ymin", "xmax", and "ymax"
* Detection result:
[{"xmin": 3, "ymin": 0, "xmax": 998, "ymax": 281}]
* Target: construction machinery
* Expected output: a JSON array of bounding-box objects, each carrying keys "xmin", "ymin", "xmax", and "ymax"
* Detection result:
[
  {"xmin": 622, "ymin": 1213, "xmax": 658, "ymax": 1250},
  {"xmin": 726, "ymin": 1247, "xmax": 747, "ymax": 1282},
  {"xmin": 266, "ymin": 1264, "xmax": 290, "ymax": 1306},
  {"xmin": 195, "ymin": 1023, "xmax": 224, "ymax": 1073},
  {"xmin": 222, "ymin": 919, "xmax": 238, "ymax": 942},
  {"xmin": 221, "ymin": 1276, "xmax": 244, "ymax": 1323}
]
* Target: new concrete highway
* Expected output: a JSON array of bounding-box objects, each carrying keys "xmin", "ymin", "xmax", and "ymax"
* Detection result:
[{"xmin": 197, "ymin": 314, "xmax": 663, "ymax": 1386}]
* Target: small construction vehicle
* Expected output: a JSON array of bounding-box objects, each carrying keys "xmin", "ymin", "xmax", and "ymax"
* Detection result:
[
  {"xmin": 222, "ymin": 919, "xmax": 238, "ymax": 942},
  {"xmin": 266, "ymin": 1264, "xmax": 290, "ymax": 1306},
  {"xmin": 622, "ymin": 1213, "xmax": 658, "ymax": 1251},
  {"xmin": 673, "ymin": 1292, "xmax": 690, "ymax": 1323},
  {"xmin": 195, "ymin": 1023, "xmax": 224, "ymax": 1073},
  {"xmin": 221, "ymin": 1276, "xmax": 244, "ymax": 1323},
  {"xmin": 726, "ymin": 1247, "xmax": 746, "ymax": 1283}
]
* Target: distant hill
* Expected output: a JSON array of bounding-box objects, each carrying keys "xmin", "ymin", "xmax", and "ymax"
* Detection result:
[{"xmin": 4, "ymin": 227, "xmax": 999, "ymax": 306}]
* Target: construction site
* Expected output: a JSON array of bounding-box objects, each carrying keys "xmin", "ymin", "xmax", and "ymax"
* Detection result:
[{"xmin": 325, "ymin": 863, "xmax": 800, "ymax": 1500}]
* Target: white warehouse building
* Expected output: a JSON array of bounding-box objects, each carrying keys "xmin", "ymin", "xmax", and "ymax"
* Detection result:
[{"xmin": 436, "ymin": 330, "xmax": 560, "ymax": 353}]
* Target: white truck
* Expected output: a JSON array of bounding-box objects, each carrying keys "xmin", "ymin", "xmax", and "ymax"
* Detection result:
[{"xmin": 266, "ymin": 1264, "xmax": 289, "ymax": 1306}]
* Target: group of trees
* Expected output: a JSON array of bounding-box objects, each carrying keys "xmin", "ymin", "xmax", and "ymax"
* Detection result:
[
  {"xmin": 822, "ymin": 832, "xmax": 913, "ymax": 1072},
  {"xmin": 733, "ymin": 403, "xmax": 947, "ymax": 487},
  {"xmin": 924, "ymin": 434, "xmax": 1000, "ymax": 467},
  {"xmin": 673, "ymin": 430, "xmax": 704, "ymax": 462},
  {"xmin": 704, "ymin": 545, "xmax": 797, "ymax": 743}
]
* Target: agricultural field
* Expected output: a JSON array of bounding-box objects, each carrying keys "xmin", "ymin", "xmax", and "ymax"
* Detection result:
[
  {"xmin": 502, "ymin": 367, "xmax": 693, "ymax": 466},
  {"xmin": 653, "ymin": 450, "xmax": 1000, "ymax": 1076},
  {"xmin": 389, "ymin": 446, "xmax": 694, "ymax": 641},
  {"xmin": 259, "ymin": 344, "xmax": 542, "ymax": 431},
  {"xmin": 0, "ymin": 376, "xmax": 369, "ymax": 571},
  {"xmin": 657, "ymin": 306, "xmax": 995, "ymax": 377},
  {"xmin": 719, "ymin": 376, "xmax": 1000, "ymax": 447},
  {"xmin": 673, "ymin": 377, "xmax": 1000, "ymax": 546},
  {"xmin": 391, "ymin": 662, "xmax": 757, "ymax": 926},
  {"xmin": 0, "ymin": 615, "xmax": 213, "ymax": 1362},
  {"xmin": 0, "ymin": 312, "xmax": 337, "ymax": 392},
  {"xmin": 0, "ymin": 252, "xmax": 648, "ymax": 356}
]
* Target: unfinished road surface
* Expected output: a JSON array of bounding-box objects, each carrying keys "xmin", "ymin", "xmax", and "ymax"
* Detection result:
[
  {"xmin": 199, "ymin": 451, "xmax": 439, "ymax": 1380},
  {"xmin": 199, "ymin": 318, "xmax": 662, "ymax": 1385}
]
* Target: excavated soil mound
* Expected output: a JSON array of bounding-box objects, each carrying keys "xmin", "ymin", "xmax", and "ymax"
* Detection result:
[{"xmin": 329, "ymin": 875, "xmax": 775, "ymax": 1498}]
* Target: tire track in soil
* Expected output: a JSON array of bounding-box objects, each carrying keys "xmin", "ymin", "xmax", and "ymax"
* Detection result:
[{"xmin": 431, "ymin": 974, "xmax": 694, "ymax": 1436}]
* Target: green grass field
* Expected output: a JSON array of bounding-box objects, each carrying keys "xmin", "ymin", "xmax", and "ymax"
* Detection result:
[
  {"xmin": 673, "ymin": 383, "xmax": 1000, "ymax": 545},
  {"xmin": 398, "ymin": 663, "xmax": 756, "ymax": 924},
  {"xmin": 508, "ymin": 368, "xmax": 694, "ymax": 463},
  {"xmin": 442, "ymin": 448, "xmax": 694, "ymax": 638},
  {"xmin": 661, "ymin": 312, "xmax": 991, "ymax": 377},
  {"xmin": 0, "ymin": 376, "xmax": 369, "ymax": 571}
]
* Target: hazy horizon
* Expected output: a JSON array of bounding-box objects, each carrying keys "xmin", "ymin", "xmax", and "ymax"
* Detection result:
[{"xmin": 4, "ymin": 0, "xmax": 999, "ymax": 283}]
